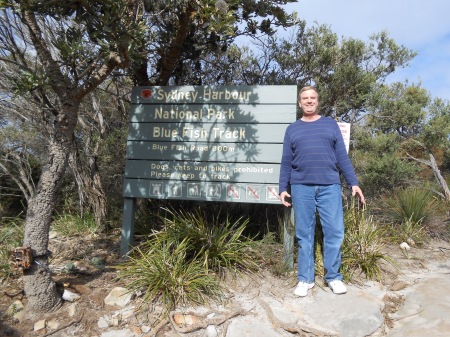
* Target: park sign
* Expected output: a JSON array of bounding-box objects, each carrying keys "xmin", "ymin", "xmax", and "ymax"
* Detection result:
[{"xmin": 123, "ymin": 85, "xmax": 298, "ymax": 204}]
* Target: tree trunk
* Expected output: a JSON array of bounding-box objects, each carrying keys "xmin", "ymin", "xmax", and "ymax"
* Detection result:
[
  {"xmin": 407, "ymin": 152, "xmax": 450, "ymax": 202},
  {"xmin": 22, "ymin": 105, "xmax": 78, "ymax": 314},
  {"xmin": 69, "ymin": 139, "xmax": 109, "ymax": 231},
  {"xmin": 156, "ymin": 7, "xmax": 192, "ymax": 85},
  {"xmin": 429, "ymin": 153, "xmax": 450, "ymax": 201}
]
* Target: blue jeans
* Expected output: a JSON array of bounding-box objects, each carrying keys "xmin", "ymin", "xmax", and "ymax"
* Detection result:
[{"xmin": 291, "ymin": 184, "xmax": 344, "ymax": 284}]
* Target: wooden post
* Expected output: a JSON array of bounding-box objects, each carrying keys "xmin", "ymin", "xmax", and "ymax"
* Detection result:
[
  {"xmin": 283, "ymin": 207, "xmax": 295, "ymax": 268},
  {"xmin": 120, "ymin": 197, "xmax": 136, "ymax": 256}
]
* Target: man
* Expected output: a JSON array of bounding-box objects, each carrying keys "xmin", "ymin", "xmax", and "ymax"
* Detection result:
[{"xmin": 279, "ymin": 86, "xmax": 365, "ymax": 297}]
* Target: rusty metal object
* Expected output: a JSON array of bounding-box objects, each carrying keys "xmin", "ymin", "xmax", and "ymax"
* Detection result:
[{"xmin": 10, "ymin": 246, "xmax": 33, "ymax": 270}]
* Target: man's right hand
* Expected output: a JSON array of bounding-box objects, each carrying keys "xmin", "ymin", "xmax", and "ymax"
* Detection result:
[{"xmin": 280, "ymin": 191, "xmax": 291, "ymax": 207}]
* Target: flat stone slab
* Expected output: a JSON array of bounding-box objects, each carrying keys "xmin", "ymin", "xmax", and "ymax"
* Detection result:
[
  {"xmin": 226, "ymin": 316, "xmax": 281, "ymax": 337},
  {"xmin": 269, "ymin": 283, "xmax": 385, "ymax": 337},
  {"xmin": 226, "ymin": 281, "xmax": 386, "ymax": 337},
  {"xmin": 387, "ymin": 274, "xmax": 450, "ymax": 337}
]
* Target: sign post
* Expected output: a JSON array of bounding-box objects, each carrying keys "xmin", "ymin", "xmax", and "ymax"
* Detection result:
[{"xmin": 121, "ymin": 85, "xmax": 298, "ymax": 255}]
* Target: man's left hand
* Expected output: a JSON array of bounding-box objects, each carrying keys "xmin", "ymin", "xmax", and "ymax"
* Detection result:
[{"xmin": 352, "ymin": 186, "xmax": 366, "ymax": 204}]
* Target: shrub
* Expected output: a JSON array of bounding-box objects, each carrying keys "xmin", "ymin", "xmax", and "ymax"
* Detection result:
[
  {"xmin": 154, "ymin": 207, "xmax": 258, "ymax": 275},
  {"xmin": 342, "ymin": 200, "xmax": 389, "ymax": 281},
  {"xmin": 117, "ymin": 239, "xmax": 221, "ymax": 312},
  {"xmin": 382, "ymin": 187, "xmax": 438, "ymax": 224},
  {"xmin": 117, "ymin": 207, "xmax": 257, "ymax": 311}
]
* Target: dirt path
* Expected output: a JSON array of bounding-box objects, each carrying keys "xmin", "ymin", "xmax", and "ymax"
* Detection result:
[{"xmin": 1, "ymin": 235, "xmax": 450, "ymax": 337}]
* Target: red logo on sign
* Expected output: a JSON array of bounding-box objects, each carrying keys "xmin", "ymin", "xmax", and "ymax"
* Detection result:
[{"xmin": 141, "ymin": 89, "xmax": 152, "ymax": 99}]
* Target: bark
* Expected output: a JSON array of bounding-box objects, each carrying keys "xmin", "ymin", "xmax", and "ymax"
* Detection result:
[
  {"xmin": 69, "ymin": 139, "xmax": 109, "ymax": 231},
  {"xmin": 406, "ymin": 152, "xmax": 450, "ymax": 201},
  {"xmin": 23, "ymin": 103, "xmax": 79, "ymax": 313},
  {"xmin": 156, "ymin": 6, "xmax": 193, "ymax": 85},
  {"xmin": 429, "ymin": 153, "xmax": 450, "ymax": 201}
]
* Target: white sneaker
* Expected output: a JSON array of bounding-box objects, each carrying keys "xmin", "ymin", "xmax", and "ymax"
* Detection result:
[
  {"xmin": 328, "ymin": 280, "xmax": 347, "ymax": 294},
  {"xmin": 294, "ymin": 281, "xmax": 315, "ymax": 297}
]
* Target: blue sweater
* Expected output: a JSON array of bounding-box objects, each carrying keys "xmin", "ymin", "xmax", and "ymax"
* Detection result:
[{"xmin": 279, "ymin": 116, "xmax": 359, "ymax": 192}]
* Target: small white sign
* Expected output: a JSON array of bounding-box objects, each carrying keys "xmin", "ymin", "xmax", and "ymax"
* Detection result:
[{"xmin": 337, "ymin": 122, "xmax": 351, "ymax": 153}]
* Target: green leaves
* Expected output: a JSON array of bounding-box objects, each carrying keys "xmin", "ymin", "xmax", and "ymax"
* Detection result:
[
  {"xmin": 118, "ymin": 240, "xmax": 221, "ymax": 311},
  {"xmin": 12, "ymin": 69, "xmax": 48, "ymax": 94},
  {"xmin": 382, "ymin": 187, "xmax": 438, "ymax": 225},
  {"xmin": 155, "ymin": 207, "xmax": 257, "ymax": 274},
  {"xmin": 342, "ymin": 200, "xmax": 388, "ymax": 281},
  {"xmin": 117, "ymin": 207, "xmax": 256, "ymax": 311}
]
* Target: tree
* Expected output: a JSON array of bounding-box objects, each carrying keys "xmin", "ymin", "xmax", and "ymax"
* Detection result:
[
  {"xmin": 351, "ymin": 129, "xmax": 419, "ymax": 196},
  {"xmin": 0, "ymin": 0, "xmax": 136, "ymax": 312},
  {"xmin": 263, "ymin": 23, "xmax": 416, "ymax": 123},
  {"xmin": 130, "ymin": 0, "xmax": 298, "ymax": 85},
  {"xmin": 367, "ymin": 82, "xmax": 450, "ymax": 201}
]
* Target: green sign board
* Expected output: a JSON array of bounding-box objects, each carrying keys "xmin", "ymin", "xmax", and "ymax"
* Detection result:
[{"xmin": 123, "ymin": 85, "xmax": 297, "ymax": 204}]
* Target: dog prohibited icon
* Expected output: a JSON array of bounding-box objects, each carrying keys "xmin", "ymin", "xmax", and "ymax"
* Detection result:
[{"xmin": 246, "ymin": 185, "xmax": 261, "ymax": 200}]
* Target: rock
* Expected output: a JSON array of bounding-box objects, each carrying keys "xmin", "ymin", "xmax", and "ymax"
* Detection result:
[
  {"xmin": 130, "ymin": 326, "xmax": 142, "ymax": 335},
  {"xmin": 49, "ymin": 230, "xmax": 58, "ymax": 239},
  {"xmin": 100, "ymin": 328, "xmax": 136, "ymax": 337},
  {"xmin": 141, "ymin": 325, "xmax": 151, "ymax": 333},
  {"xmin": 388, "ymin": 275, "xmax": 450, "ymax": 337},
  {"xmin": 62, "ymin": 289, "xmax": 81, "ymax": 302},
  {"xmin": 67, "ymin": 303, "xmax": 77, "ymax": 317},
  {"xmin": 6, "ymin": 300, "xmax": 25, "ymax": 321},
  {"xmin": 34, "ymin": 319, "xmax": 47, "ymax": 332},
  {"xmin": 119, "ymin": 308, "xmax": 135, "ymax": 320},
  {"xmin": 227, "ymin": 316, "xmax": 280, "ymax": 337},
  {"xmin": 399, "ymin": 242, "xmax": 411, "ymax": 251},
  {"xmin": 390, "ymin": 280, "xmax": 408, "ymax": 291},
  {"xmin": 47, "ymin": 318, "xmax": 59, "ymax": 330},
  {"xmin": 104, "ymin": 287, "xmax": 133, "ymax": 307},
  {"xmin": 172, "ymin": 312, "xmax": 199, "ymax": 325},
  {"xmin": 206, "ymin": 325, "xmax": 218, "ymax": 337},
  {"xmin": 263, "ymin": 284, "xmax": 385, "ymax": 337},
  {"xmin": 98, "ymin": 316, "xmax": 110, "ymax": 328}
]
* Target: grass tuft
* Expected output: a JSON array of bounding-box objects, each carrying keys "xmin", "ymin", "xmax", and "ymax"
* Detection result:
[
  {"xmin": 395, "ymin": 216, "xmax": 428, "ymax": 246},
  {"xmin": 117, "ymin": 239, "xmax": 221, "ymax": 312},
  {"xmin": 382, "ymin": 187, "xmax": 438, "ymax": 224},
  {"xmin": 117, "ymin": 207, "xmax": 256, "ymax": 312},
  {"xmin": 342, "ymin": 199, "xmax": 390, "ymax": 281},
  {"xmin": 0, "ymin": 217, "xmax": 24, "ymax": 280},
  {"xmin": 52, "ymin": 212, "xmax": 97, "ymax": 237},
  {"xmin": 154, "ymin": 207, "xmax": 258, "ymax": 276}
]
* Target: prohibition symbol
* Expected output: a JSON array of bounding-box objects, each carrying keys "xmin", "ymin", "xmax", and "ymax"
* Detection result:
[
  {"xmin": 226, "ymin": 184, "xmax": 240, "ymax": 199},
  {"xmin": 246, "ymin": 185, "xmax": 261, "ymax": 200},
  {"xmin": 266, "ymin": 186, "xmax": 280, "ymax": 201}
]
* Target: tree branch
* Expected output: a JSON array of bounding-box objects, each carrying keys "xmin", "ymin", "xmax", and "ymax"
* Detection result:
[{"xmin": 21, "ymin": 8, "xmax": 70, "ymax": 97}]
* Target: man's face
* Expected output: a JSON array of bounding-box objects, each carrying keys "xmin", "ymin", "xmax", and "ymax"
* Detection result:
[{"xmin": 299, "ymin": 89, "xmax": 319, "ymax": 115}]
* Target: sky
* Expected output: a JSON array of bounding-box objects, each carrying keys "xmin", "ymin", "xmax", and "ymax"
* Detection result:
[{"xmin": 281, "ymin": 0, "xmax": 450, "ymax": 101}]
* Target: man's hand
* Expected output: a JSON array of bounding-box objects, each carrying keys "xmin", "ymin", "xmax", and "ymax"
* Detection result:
[
  {"xmin": 280, "ymin": 191, "xmax": 291, "ymax": 207},
  {"xmin": 352, "ymin": 186, "xmax": 366, "ymax": 204}
]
